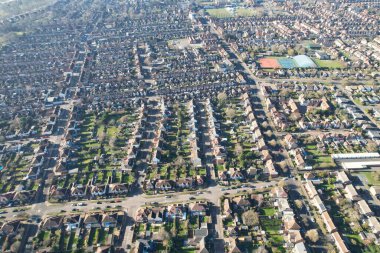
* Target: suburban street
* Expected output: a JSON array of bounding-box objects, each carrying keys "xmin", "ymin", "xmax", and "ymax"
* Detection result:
[{"xmin": 3, "ymin": 180, "xmax": 279, "ymax": 221}]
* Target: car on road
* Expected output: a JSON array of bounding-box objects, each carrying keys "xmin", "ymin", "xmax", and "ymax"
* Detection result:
[
  {"xmin": 72, "ymin": 208, "xmax": 79, "ymax": 211},
  {"xmin": 97, "ymin": 201, "xmax": 102, "ymax": 204},
  {"xmin": 0, "ymin": 211, "xmax": 7, "ymax": 214},
  {"xmin": 189, "ymin": 197, "xmax": 196, "ymax": 200},
  {"xmin": 77, "ymin": 202, "xmax": 86, "ymax": 206},
  {"xmin": 165, "ymin": 195, "xmax": 171, "ymax": 198}
]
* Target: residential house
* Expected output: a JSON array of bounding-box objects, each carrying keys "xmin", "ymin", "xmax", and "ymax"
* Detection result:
[
  {"xmin": 336, "ymin": 171, "xmax": 350, "ymax": 185},
  {"xmin": 313, "ymin": 196, "xmax": 327, "ymax": 214},
  {"xmin": 331, "ymin": 232, "xmax": 350, "ymax": 253},
  {"xmin": 344, "ymin": 184, "xmax": 360, "ymax": 201},
  {"xmin": 369, "ymin": 186, "xmax": 380, "ymax": 198},
  {"xmin": 368, "ymin": 217, "xmax": 380, "ymax": 234},
  {"xmin": 232, "ymin": 196, "xmax": 251, "ymax": 211},
  {"xmin": 148, "ymin": 208, "xmax": 164, "ymax": 224},
  {"xmin": 108, "ymin": 183, "xmax": 128, "ymax": 195},
  {"xmin": 270, "ymin": 186, "xmax": 288, "ymax": 199},
  {"xmin": 155, "ymin": 180, "xmax": 173, "ymax": 191},
  {"xmin": 166, "ymin": 205, "xmax": 185, "ymax": 220},
  {"xmin": 91, "ymin": 185, "xmax": 107, "ymax": 197},
  {"xmin": 321, "ymin": 211, "xmax": 337, "ymax": 233},
  {"xmin": 304, "ymin": 181, "xmax": 318, "ymax": 199},
  {"xmin": 83, "ymin": 213, "xmax": 101, "ymax": 229},
  {"xmin": 223, "ymin": 199, "xmax": 232, "ymax": 218},
  {"xmin": 41, "ymin": 216, "xmax": 63, "ymax": 230},
  {"xmin": 284, "ymin": 134, "xmax": 297, "ymax": 149},
  {"xmin": 102, "ymin": 213, "xmax": 118, "ymax": 228},
  {"xmin": 71, "ymin": 185, "xmax": 86, "ymax": 198},
  {"xmin": 293, "ymin": 242, "xmax": 308, "ymax": 253},
  {"xmin": 357, "ymin": 200, "xmax": 374, "ymax": 217},
  {"xmin": 176, "ymin": 178, "xmax": 194, "ymax": 189},
  {"xmin": 0, "ymin": 192, "xmax": 14, "ymax": 207},
  {"xmin": 64, "ymin": 215, "xmax": 81, "ymax": 231},
  {"xmin": 0, "ymin": 220, "xmax": 20, "ymax": 236},
  {"xmin": 189, "ymin": 203, "xmax": 207, "ymax": 216},
  {"xmin": 49, "ymin": 186, "xmax": 68, "ymax": 201}
]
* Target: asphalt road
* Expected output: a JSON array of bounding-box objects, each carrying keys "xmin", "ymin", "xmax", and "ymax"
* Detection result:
[{"xmin": 2, "ymin": 181, "xmax": 278, "ymax": 220}]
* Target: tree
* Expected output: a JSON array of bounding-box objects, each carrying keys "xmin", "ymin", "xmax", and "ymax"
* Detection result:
[
  {"xmin": 225, "ymin": 108, "xmax": 236, "ymax": 120},
  {"xmin": 298, "ymin": 47, "xmax": 306, "ymax": 55},
  {"xmin": 271, "ymin": 45, "xmax": 279, "ymax": 53},
  {"xmin": 306, "ymin": 229, "xmax": 319, "ymax": 243},
  {"xmin": 174, "ymin": 156, "xmax": 185, "ymax": 169},
  {"xmin": 287, "ymin": 48, "xmax": 295, "ymax": 56},
  {"xmin": 278, "ymin": 180, "xmax": 287, "ymax": 188},
  {"xmin": 160, "ymin": 230, "xmax": 171, "ymax": 246},
  {"xmin": 327, "ymin": 243, "xmax": 336, "ymax": 253},
  {"xmin": 10, "ymin": 241, "xmax": 20, "ymax": 253},
  {"xmin": 98, "ymin": 131, "xmax": 106, "ymax": 143},
  {"xmin": 295, "ymin": 199, "xmax": 303, "ymax": 209},
  {"xmin": 119, "ymin": 115, "xmax": 129, "ymax": 123},
  {"xmin": 278, "ymin": 45, "xmax": 286, "ymax": 54},
  {"xmin": 242, "ymin": 210, "xmax": 259, "ymax": 226},
  {"xmin": 268, "ymin": 140, "xmax": 277, "ymax": 147},
  {"xmin": 217, "ymin": 92, "xmax": 227, "ymax": 104},
  {"xmin": 265, "ymin": 130, "xmax": 273, "ymax": 138},
  {"xmin": 235, "ymin": 143, "xmax": 243, "ymax": 157},
  {"xmin": 261, "ymin": 121, "xmax": 269, "ymax": 129},
  {"xmin": 109, "ymin": 137, "xmax": 117, "ymax": 148},
  {"xmin": 367, "ymin": 142, "xmax": 379, "ymax": 152}
]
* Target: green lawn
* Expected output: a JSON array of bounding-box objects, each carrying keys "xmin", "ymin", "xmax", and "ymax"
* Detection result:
[
  {"xmin": 355, "ymin": 172, "xmax": 380, "ymax": 186},
  {"xmin": 261, "ymin": 208, "xmax": 276, "ymax": 216},
  {"xmin": 313, "ymin": 59, "xmax": 345, "ymax": 69},
  {"xmin": 305, "ymin": 144, "xmax": 335, "ymax": 168},
  {"xmin": 235, "ymin": 8, "xmax": 259, "ymax": 17},
  {"xmin": 206, "ymin": 8, "xmax": 233, "ymax": 18},
  {"xmin": 260, "ymin": 218, "xmax": 282, "ymax": 234}
]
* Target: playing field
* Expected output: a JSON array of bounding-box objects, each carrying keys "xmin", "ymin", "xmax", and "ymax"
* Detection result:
[
  {"xmin": 313, "ymin": 59, "xmax": 345, "ymax": 69},
  {"xmin": 206, "ymin": 8, "xmax": 233, "ymax": 18},
  {"xmin": 235, "ymin": 8, "xmax": 260, "ymax": 17}
]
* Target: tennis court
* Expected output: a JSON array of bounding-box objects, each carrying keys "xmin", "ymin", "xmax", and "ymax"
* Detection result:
[
  {"xmin": 278, "ymin": 58, "xmax": 296, "ymax": 69},
  {"xmin": 259, "ymin": 58, "xmax": 281, "ymax": 69}
]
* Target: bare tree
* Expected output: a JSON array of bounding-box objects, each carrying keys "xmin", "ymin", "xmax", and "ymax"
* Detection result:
[
  {"xmin": 174, "ymin": 156, "xmax": 185, "ymax": 169},
  {"xmin": 294, "ymin": 200, "xmax": 303, "ymax": 209},
  {"xmin": 217, "ymin": 92, "xmax": 227, "ymax": 104},
  {"xmin": 225, "ymin": 108, "xmax": 236, "ymax": 120},
  {"xmin": 109, "ymin": 137, "xmax": 117, "ymax": 148},
  {"xmin": 306, "ymin": 229, "xmax": 319, "ymax": 243},
  {"xmin": 98, "ymin": 131, "xmax": 106, "ymax": 143},
  {"xmin": 235, "ymin": 143, "xmax": 243, "ymax": 157},
  {"xmin": 242, "ymin": 210, "xmax": 259, "ymax": 226}
]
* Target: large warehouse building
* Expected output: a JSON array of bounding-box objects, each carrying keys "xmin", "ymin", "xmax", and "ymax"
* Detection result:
[{"xmin": 332, "ymin": 153, "xmax": 380, "ymax": 170}]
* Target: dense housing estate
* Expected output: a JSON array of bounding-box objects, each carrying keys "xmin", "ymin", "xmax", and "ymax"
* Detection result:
[{"xmin": 0, "ymin": 0, "xmax": 379, "ymax": 252}]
